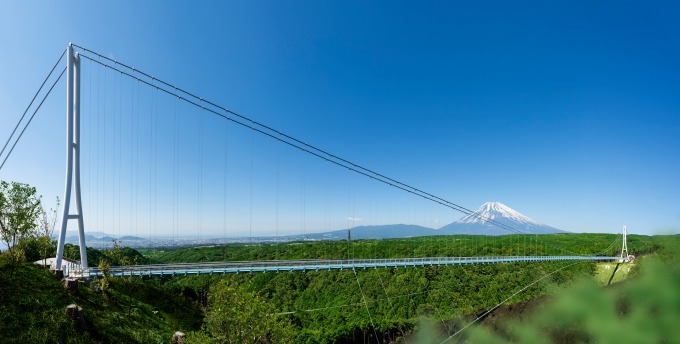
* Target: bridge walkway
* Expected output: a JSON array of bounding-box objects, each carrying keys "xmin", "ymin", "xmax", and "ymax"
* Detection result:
[{"xmin": 66, "ymin": 255, "xmax": 621, "ymax": 278}]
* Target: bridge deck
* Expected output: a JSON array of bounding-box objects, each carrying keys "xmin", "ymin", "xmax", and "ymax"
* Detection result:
[{"xmin": 66, "ymin": 255, "xmax": 620, "ymax": 278}]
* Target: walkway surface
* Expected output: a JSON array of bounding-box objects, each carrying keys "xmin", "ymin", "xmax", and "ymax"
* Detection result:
[{"xmin": 66, "ymin": 255, "xmax": 621, "ymax": 278}]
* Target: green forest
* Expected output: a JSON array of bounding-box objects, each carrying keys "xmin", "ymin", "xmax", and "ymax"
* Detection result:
[{"xmin": 2, "ymin": 232, "xmax": 676, "ymax": 343}]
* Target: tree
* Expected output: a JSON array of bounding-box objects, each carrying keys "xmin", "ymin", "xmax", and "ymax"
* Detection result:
[
  {"xmin": 192, "ymin": 279, "xmax": 293, "ymax": 343},
  {"xmin": 37, "ymin": 197, "xmax": 59, "ymax": 265},
  {"xmin": 0, "ymin": 181, "xmax": 42, "ymax": 267}
]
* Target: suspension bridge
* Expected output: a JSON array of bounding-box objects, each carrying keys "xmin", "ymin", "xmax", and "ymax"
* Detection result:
[
  {"xmin": 2, "ymin": 44, "xmax": 631, "ymax": 280},
  {"xmin": 64, "ymin": 255, "xmax": 617, "ymax": 278}
]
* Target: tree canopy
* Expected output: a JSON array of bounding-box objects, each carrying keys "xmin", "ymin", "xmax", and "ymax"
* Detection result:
[
  {"xmin": 0, "ymin": 180, "xmax": 42, "ymax": 265},
  {"xmin": 193, "ymin": 279, "xmax": 294, "ymax": 343}
]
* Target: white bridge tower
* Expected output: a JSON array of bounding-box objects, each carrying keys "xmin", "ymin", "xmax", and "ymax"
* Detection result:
[
  {"xmin": 54, "ymin": 43, "xmax": 87, "ymax": 272},
  {"xmin": 620, "ymin": 225, "xmax": 633, "ymax": 263}
]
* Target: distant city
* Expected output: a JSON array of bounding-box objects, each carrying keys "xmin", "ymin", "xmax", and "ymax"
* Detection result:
[{"xmin": 58, "ymin": 233, "xmax": 322, "ymax": 249}]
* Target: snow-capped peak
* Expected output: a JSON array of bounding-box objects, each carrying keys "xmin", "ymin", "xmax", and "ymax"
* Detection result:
[
  {"xmin": 438, "ymin": 201, "xmax": 566, "ymax": 235},
  {"xmin": 457, "ymin": 202, "xmax": 544, "ymax": 226}
]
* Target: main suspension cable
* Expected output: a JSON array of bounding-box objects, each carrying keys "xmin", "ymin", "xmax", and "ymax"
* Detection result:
[
  {"xmin": 75, "ymin": 49, "xmax": 578, "ymax": 255},
  {"xmin": 0, "ymin": 67, "xmax": 67, "ymax": 171},
  {"xmin": 0, "ymin": 49, "xmax": 66, "ymax": 162}
]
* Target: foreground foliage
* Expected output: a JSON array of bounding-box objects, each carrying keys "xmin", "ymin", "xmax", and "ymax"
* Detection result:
[
  {"xmin": 463, "ymin": 235, "xmax": 680, "ymax": 343},
  {"xmin": 189, "ymin": 279, "xmax": 294, "ymax": 343}
]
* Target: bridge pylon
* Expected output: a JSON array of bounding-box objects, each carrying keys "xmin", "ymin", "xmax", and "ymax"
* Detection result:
[
  {"xmin": 54, "ymin": 43, "xmax": 87, "ymax": 272},
  {"xmin": 620, "ymin": 225, "xmax": 633, "ymax": 263}
]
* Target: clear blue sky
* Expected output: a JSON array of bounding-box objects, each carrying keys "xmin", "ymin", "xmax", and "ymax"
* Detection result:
[{"xmin": 1, "ymin": 1, "xmax": 678, "ymax": 236}]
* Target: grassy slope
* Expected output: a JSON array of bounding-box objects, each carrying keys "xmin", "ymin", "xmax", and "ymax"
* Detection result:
[
  {"xmin": 593, "ymin": 260, "xmax": 637, "ymax": 286},
  {"xmin": 0, "ymin": 260, "xmax": 201, "ymax": 344},
  {"xmin": 0, "ymin": 263, "xmax": 90, "ymax": 343}
]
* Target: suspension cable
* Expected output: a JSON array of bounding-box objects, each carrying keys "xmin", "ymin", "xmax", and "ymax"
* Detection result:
[
  {"xmin": 0, "ymin": 67, "xmax": 67, "ymax": 171},
  {"xmin": 439, "ymin": 260, "xmax": 584, "ymax": 343},
  {"xmin": 0, "ymin": 49, "xmax": 66, "ymax": 161},
  {"xmin": 72, "ymin": 48, "xmax": 507, "ymax": 227},
  {"xmin": 72, "ymin": 44, "xmax": 476, "ymax": 217},
  {"xmin": 353, "ymin": 268, "xmax": 381, "ymax": 343},
  {"xmin": 75, "ymin": 50, "xmax": 578, "ymax": 256}
]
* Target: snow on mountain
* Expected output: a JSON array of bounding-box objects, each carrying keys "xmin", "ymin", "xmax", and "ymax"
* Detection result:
[
  {"xmin": 439, "ymin": 202, "xmax": 567, "ymax": 235},
  {"xmin": 457, "ymin": 202, "xmax": 542, "ymax": 226}
]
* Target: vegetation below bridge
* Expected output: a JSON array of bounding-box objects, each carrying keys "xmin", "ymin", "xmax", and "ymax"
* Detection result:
[{"xmin": 0, "ymin": 233, "xmax": 676, "ymax": 343}]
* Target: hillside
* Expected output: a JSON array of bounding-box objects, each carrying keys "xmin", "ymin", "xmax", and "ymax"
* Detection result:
[
  {"xmin": 146, "ymin": 232, "xmax": 656, "ymax": 262},
  {"xmin": 0, "ymin": 233, "xmax": 670, "ymax": 343},
  {"xmin": 0, "ymin": 260, "xmax": 201, "ymax": 343},
  {"xmin": 151, "ymin": 233, "xmax": 659, "ymax": 342},
  {"xmin": 304, "ymin": 224, "xmax": 439, "ymax": 240}
]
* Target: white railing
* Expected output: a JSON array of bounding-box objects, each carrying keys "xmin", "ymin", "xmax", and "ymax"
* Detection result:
[{"xmin": 67, "ymin": 255, "xmax": 620, "ymax": 278}]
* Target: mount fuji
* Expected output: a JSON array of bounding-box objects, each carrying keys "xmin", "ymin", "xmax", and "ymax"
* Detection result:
[
  {"xmin": 301, "ymin": 202, "xmax": 567, "ymax": 240},
  {"xmin": 438, "ymin": 202, "xmax": 567, "ymax": 235}
]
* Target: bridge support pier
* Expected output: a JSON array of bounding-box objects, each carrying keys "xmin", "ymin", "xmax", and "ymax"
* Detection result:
[{"xmin": 55, "ymin": 43, "xmax": 87, "ymax": 272}]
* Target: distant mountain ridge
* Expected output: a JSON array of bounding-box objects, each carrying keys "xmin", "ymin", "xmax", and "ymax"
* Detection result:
[
  {"xmin": 304, "ymin": 224, "xmax": 438, "ymax": 240},
  {"xmin": 55, "ymin": 231, "xmax": 146, "ymax": 246},
  {"xmin": 305, "ymin": 201, "xmax": 567, "ymax": 239}
]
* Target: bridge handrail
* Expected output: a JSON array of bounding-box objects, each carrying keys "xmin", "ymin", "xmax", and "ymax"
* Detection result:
[{"xmin": 68, "ymin": 255, "xmax": 620, "ymax": 278}]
